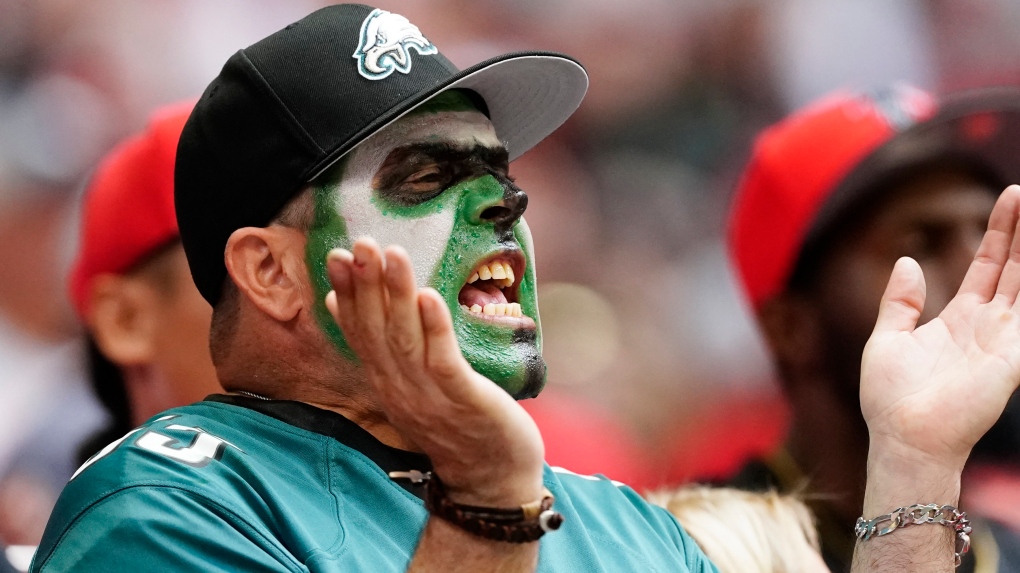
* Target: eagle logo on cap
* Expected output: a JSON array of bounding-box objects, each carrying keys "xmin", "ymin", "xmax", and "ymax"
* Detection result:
[{"xmin": 354, "ymin": 9, "xmax": 438, "ymax": 80}]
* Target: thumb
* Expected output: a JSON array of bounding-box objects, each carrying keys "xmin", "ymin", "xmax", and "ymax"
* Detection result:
[{"xmin": 873, "ymin": 257, "xmax": 926, "ymax": 335}]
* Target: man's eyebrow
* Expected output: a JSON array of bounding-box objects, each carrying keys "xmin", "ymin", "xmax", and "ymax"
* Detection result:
[
  {"xmin": 372, "ymin": 142, "xmax": 511, "ymax": 193},
  {"xmin": 383, "ymin": 142, "xmax": 509, "ymax": 167}
]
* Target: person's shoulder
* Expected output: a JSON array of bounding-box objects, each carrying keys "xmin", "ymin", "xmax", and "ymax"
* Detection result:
[
  {"xmin": 68, "ymin": 401, "xmax": 304, "ymax": 482},
  {"xmin": 545, "ymin": 465, "xmax": 656, "ymax": 510},
  {"xmin": 34, "ymin": 401, "xmax": 324, "ymax": 572},
  {"xmin": 45, "ymin": 403, "xmax": 248, "ymax": 525},
  {"xmin": 65, "ymin": 400, "xmax": 329, "ymax": 503},
  {"xmin": 543, "ymin": 466, "xmax": 718, "ymax": 573},
  {"xmin": 31, "ymin": 481, "xmax": 304, "ymax": 573},
  {"xmin": 80, "ymin": 399, "xmax": 324, "ymax": 474},
  {"xmin": 545, "ymin": 465, "xmax": 681, "ymax": 535}
]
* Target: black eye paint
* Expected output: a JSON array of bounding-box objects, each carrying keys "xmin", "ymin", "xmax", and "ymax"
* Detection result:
[{"xmin": 373, "ymin": 143, "xmax": 511, "ymax": 207}]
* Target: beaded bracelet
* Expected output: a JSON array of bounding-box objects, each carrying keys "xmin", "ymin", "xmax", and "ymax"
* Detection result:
[{"xmin": 390, "ymin": 470, "xmax": 564, "ymax": 543}]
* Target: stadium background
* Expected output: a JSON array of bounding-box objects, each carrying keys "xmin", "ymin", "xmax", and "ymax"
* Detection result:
[{"xmin": 0, "ymin": 0, "xmax": 1018, "ymax": 551}]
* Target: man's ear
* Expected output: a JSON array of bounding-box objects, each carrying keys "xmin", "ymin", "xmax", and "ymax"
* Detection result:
[
  {"xmin": 223, "ymin": 227, "xmax": 306, "ymax": 323},
  {"xmin": 89, "ymin": 274, "xmax": 159, "ymax": 365},
  {"xmin": 757, "ymin": 293, "xmax": 825, "ymax": 389}
]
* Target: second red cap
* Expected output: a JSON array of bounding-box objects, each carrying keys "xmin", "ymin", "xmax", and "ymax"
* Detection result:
[
  {"xmin": 69, "ymin": 101, "xmax": 195, "ymax": 320},
  {"xmin": 727, "ymin": 85, "xmax": 1020, "ymax": 311}
]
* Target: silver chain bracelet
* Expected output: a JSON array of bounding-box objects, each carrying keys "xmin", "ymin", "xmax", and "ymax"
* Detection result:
[{"xmin": 855, "ymin": 504, "xmax": 972, "ymax": 566}]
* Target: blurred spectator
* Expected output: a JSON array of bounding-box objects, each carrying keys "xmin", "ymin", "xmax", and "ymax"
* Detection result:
[
  {"xmin": 67, "ymin": 101, "xmax": 222, "ymax": 465},
  {"xmin": 0, "ymin": 0, "xmax": 115, "ymax": 550},
  {"xmin": 0, "ymin": 0, "xmax": 340, "ymax": 549},
  {"xmin": 647, "ymin": 485, "xmax": 829, "ymax": 573},
  {"xmin": 727, "ymin": 85, "xmax": 1020, "ymax": 572}
]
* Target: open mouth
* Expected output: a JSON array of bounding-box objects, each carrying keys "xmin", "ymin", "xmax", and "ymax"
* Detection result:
[{"xmin": 457, "ymin": 251, "xmax": 527, "ymax": 319}]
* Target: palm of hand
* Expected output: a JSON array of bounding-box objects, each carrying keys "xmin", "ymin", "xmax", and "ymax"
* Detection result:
[
  {"xmin": 864, "ymin": 293, "xmax": 1020, "ymax": 466},
  {"xmin": 324, "ymin": 240, "xmax": 545, "ymax": 504},
  {"xmin": 861, "ymin": 186, "xmax": 1020, "ymax": 469}
]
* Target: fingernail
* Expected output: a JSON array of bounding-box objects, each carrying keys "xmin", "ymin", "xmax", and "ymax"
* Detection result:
[
  {"xmin": 352, "ymin": 242, "xmax": 371, "ymax": 266},
  {"xmin": 327, "ymin": 253, "xmax": 351, "ymax": 285},
  {"xmin": 327, "ymin": 248, "xmax": 353, "ymax": 264},
  {"xmin": 327, "ymin": 250, "xmax": 352, "ymax": 275},
  {"xmin": 418, "ymin": 289, "xmax": 450, "ymax": 327}
]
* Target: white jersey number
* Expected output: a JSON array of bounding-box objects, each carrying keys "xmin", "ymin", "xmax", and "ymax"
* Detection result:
[
  {"xmin": 70, "ymin": 416, "xmax": 238, "ymax": 480},
  {"xmin": 135, "ymin": 424, "xmax": 235, "ymax": 467}
]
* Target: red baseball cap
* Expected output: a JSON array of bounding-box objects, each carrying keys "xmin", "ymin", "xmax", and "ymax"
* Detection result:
[
  {"xmin": 728, "ymin": 85, "xmax": 1020, "ymax": 310},
  {"xmin": 69, "ymin": 101, "xmax": 196, "ymax": 320}
]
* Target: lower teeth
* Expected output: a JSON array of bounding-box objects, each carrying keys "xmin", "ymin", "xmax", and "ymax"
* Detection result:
[{"xmin": 460, "ymin": 302, "xmax": 523, "ymax": 318}]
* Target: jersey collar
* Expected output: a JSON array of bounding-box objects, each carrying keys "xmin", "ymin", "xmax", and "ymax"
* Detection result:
[{"xmin": 205, "ymin": 394, "xmax": 432, "ymax": 499}]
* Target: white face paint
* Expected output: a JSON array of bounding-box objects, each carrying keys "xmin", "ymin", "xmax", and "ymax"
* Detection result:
[{"xmin": 332, "ymin": 110, "xmax": 501, "ymax": 286}]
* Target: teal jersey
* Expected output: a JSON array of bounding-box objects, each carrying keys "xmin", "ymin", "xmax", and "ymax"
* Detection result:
[{"xmin": 32, "ymin": 396, "xmax": 717, "ymax": 573}]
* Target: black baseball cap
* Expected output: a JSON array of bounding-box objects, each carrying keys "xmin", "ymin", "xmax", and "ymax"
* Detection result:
[{"xmin": 175, "ymin": 3, "xmax": 588, "ymax": 304}]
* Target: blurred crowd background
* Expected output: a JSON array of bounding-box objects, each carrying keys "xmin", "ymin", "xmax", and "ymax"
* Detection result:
[{"xmin": 1, "ymin": 0, "xmax": 1019, "ymax": 550}]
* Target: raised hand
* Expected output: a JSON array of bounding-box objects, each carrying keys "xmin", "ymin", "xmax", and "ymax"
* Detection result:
[
  {"xmin": 862, "ymin": 184, "xmax": 1020, "ymax": 474},
  {"xmin": 851, "ymin": 185, "xmax": 1020, "ymax": 572},
  {"xmin": 324, "ymin": 237, "xmax": 545, "ymax": 507}
]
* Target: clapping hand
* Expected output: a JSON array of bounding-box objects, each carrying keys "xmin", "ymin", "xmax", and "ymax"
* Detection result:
[{"xmin": 862, "ymin": 184, "xmax": 1020, "ymax": 476}]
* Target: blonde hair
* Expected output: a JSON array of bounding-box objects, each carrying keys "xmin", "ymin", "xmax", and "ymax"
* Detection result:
[{"xmin": 646, "ymin": 486, "xmax": 824, "ymax": 573}]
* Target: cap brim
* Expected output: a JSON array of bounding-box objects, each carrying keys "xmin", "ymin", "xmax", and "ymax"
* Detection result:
[
  {"xmin": 807, "ymin": 87, "xmax": 1020, "ymax": 246},
  {"xmin": 310, "ymin": 51, "xmax": 588, "ymax": 180}
]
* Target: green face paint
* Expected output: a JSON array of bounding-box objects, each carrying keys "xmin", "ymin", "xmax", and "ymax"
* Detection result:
[
  {"xmin": 425, "ymin": 175, "xmax": 544, "ymax": 398},
  {"xmin": 305, "ymin": 91, "xmax": 545, "ymax": 397},
  {"xmin": 306, "ymin": 160, "xmax": 355, "ymax": 360}
]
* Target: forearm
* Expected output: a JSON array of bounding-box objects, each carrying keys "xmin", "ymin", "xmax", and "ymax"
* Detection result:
[
  {"xmin": 851, "ymin": 440, "xmax": 963, "ymax": 572},
  {"xmin": 408, "ymin": 517, "xmax": 538, "ymax": 573}
]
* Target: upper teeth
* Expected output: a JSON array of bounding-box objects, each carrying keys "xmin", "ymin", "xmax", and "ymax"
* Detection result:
[{"xmin": 467, "ymin": 260, "xmax": 515, "ymax": 288}]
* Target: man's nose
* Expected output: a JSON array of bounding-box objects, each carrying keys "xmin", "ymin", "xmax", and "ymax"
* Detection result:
[{"xmin": 475, "ymin": 185, "xmax": 528, "ymax": 228}]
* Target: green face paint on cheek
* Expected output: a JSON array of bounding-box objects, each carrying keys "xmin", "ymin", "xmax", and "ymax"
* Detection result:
[
  {"xmin": 428, "ymin": 175, "xmax": 545, "ymax": 398},
  {"xmin": 307, "ymin": 168, "xmax": 546, "ymax": 396},
  {"xmin": 306, "ymin": 163, "xmax": 358, "ymax": 361}
]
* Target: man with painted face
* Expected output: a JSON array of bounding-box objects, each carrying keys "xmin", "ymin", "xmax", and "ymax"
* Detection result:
[
  {"xmin": 728, "ymin": 86, "xmax": 1020, "ymax": 572},
  {"xmin": 29, "ymin": 6, "xmax": 1020, "ymax": 572},
  {"xmin": 32, "ymin": 7, "xmax": 711, "ymax": 572}
]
